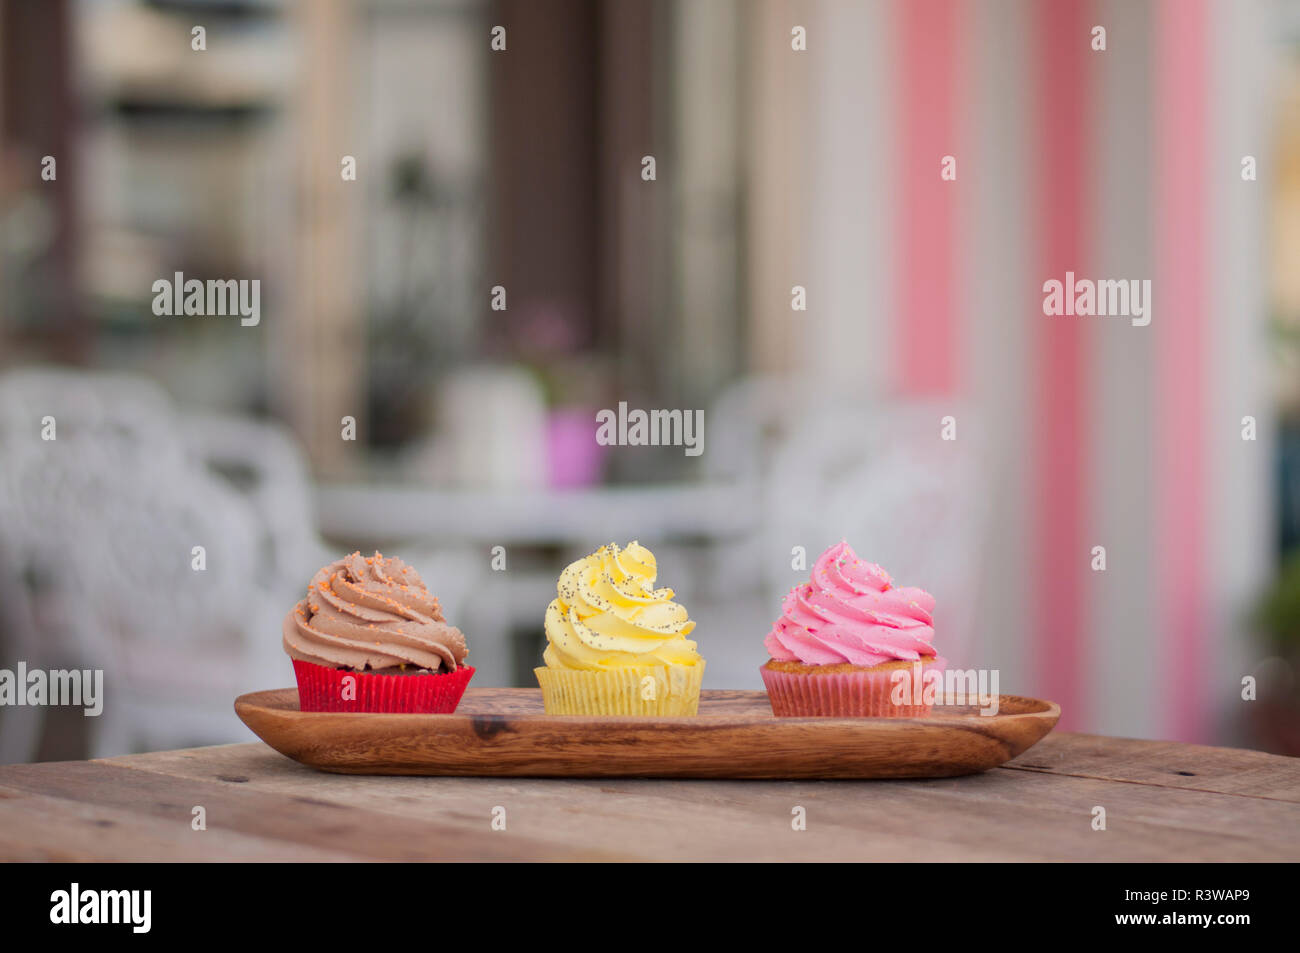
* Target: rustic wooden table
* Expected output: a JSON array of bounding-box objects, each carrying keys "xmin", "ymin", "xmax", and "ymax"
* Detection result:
[{"xmin": 1, "ymin": 733, "xmax": 1296, "ymax": 861}]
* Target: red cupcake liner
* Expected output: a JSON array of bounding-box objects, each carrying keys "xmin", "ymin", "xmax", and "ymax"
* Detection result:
[
  {"xmin": 292, "ymin": 659, "xmax": 475, "ymax": 713},
  {"xmin": 760, "ymin": 657, "xmax": 946, "ymax": 717}
]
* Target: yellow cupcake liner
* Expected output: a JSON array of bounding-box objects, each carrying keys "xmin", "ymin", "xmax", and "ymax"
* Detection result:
[{"xmin": 534, "ymin": 662, "xmax": 705, "ymax": 716}]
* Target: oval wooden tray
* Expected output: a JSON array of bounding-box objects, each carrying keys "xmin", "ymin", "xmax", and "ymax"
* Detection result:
[{"xmin": 235, "ymin": 687, "xmax": 1059, "ymax": 779}]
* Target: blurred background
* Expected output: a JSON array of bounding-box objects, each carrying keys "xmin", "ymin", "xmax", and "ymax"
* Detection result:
[{"xmin": 1, "ymin": 0, "xmax": 1298, "ymax": 761}]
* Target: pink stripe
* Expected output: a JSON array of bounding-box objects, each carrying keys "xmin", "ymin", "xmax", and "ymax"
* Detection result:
[
  {"xmin": 1154, "ymin": 0, "xmax": 1209, "ymax": 742},
  {"xmin": 1033, "ymin": 0, "xmax": 1092, "ymax": 731},
  {"xmin": 897, "ymin": 0, "xmax": 960, "ymax": 395}
]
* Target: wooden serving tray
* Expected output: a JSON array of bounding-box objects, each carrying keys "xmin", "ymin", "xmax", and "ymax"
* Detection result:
[{"xmin": 235, "ymin": 687, "xmax": 1059, "ymax": 779}]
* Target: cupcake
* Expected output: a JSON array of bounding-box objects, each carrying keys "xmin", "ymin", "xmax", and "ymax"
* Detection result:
[
  {"xmin": 534, "ymin": 541, "xmax": 704, "ymax": 715},
  {"xmin": 760, "ymin": 541, "xmax": 944, "ymax": 717},
  {"xmin": 282, "ymin": 551, "xmax": 474, "ymax": 713}
]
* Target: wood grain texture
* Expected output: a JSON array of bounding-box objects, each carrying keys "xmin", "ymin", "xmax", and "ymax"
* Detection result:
[
  {"xmin": 1006, "ymin": 732, "xmax": 1300, "ymax": 802},
  {"xmin": 1, "ymin": 734, "xmax": 1297, "ymax": 861},
  {"xmin": 234, "ymin": 687, "xmax": 1061, "ymax": 779}
]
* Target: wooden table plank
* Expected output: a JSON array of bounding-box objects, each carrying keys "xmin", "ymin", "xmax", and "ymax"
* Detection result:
[
  {"xmin": 0, "ymin": 761, "xmax": 614, "ymax": 862},
  {"xmin": 1, "ymin": 732, "xmax": 1296, "ymax": 862},
  {"xmin": 1005, "ymin": 732, "xmax": 1300, "ymax": 802},
  {"xmin": 111, "ymin": 742, "xmax": 1300, "ymax": 861},
  {"xmin": 0, "ymin": 785, "xmax": 357, "ymax": 862}
]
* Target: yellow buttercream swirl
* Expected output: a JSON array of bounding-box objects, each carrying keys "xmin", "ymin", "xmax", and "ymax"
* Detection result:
[{"xmin": 542, "ymin": 541, "xmax": 701, "ymax": 670}]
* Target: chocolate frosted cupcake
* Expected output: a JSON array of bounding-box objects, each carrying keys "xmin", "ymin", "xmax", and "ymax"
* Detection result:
[{"xmin": 283, "ymin": 551, "xmax": 474, "ymax": 713}]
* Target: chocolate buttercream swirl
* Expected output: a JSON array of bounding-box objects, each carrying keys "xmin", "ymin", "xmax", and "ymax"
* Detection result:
[{"xmin": 282, "ymin": 552, "xmax": 468, "ymax": 672}]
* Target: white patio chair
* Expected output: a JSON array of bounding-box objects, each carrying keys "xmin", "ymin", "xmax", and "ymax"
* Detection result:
[
  {"xmin": 690, "ymin": 378, "xmax": 988, "ymax": 689},
  {"xmin": 0, "ymin": 369, "xmax": 326, "ymax": 759},
  {"xmin": 760, "ymin": 400, "xmax": 988, "ymax": 671}
]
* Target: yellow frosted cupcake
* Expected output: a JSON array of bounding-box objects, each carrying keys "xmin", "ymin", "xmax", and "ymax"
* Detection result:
[{"xmin": 535, "ymin": 541, "xmax": 704, "ymax": 715}]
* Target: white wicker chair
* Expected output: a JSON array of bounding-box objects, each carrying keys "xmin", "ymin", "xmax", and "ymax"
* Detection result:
[
  {"xmin": 761, "ymin": 400, "xmax": 987, "ymax": 669},
  {"xmin": 693, "ymin": 378, "xmax": 987, "ymax": 689},
  {"xmin": 0, "ymin": 368, "xmax": 325, "ymax": 760}
]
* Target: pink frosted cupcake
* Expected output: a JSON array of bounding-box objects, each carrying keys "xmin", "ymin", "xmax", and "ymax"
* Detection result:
[
  {"xmin": 760, "ymin": 541, "xmax": 944, "ymax": 717},
  {"xmin": 282, "ymin": 551, "xmax": 474, "ymax": 713}
]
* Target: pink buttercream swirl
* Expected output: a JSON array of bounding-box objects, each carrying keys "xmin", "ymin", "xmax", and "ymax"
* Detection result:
[{"xmin": 764, "ymin": 541, "xmax": 938, "ymax": 667}]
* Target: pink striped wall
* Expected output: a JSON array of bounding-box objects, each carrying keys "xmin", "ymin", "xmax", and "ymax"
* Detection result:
[
  {"xmin": 1030, "ymin": 0, "xmax": 1093, "ymax": 731},
  {"xmin": 887, "ymin": 0, "xmax": 1223, "ymax": 739},
  {"xmin": 897, "ymin": 0, "xmax": 961, "ymax": 396},
  {"xmin": 1154, "ymin": 0, "xmax": 1210, "ymax": 742}
]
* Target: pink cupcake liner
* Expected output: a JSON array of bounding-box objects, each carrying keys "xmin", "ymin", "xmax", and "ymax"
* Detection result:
[
  {"xmin": 293, "ymin": 659, "xmax": 475, "ymax": 713},
  {"xmin": 760, "ymin": 657, "xmax": 947, "ymax": 717}
]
